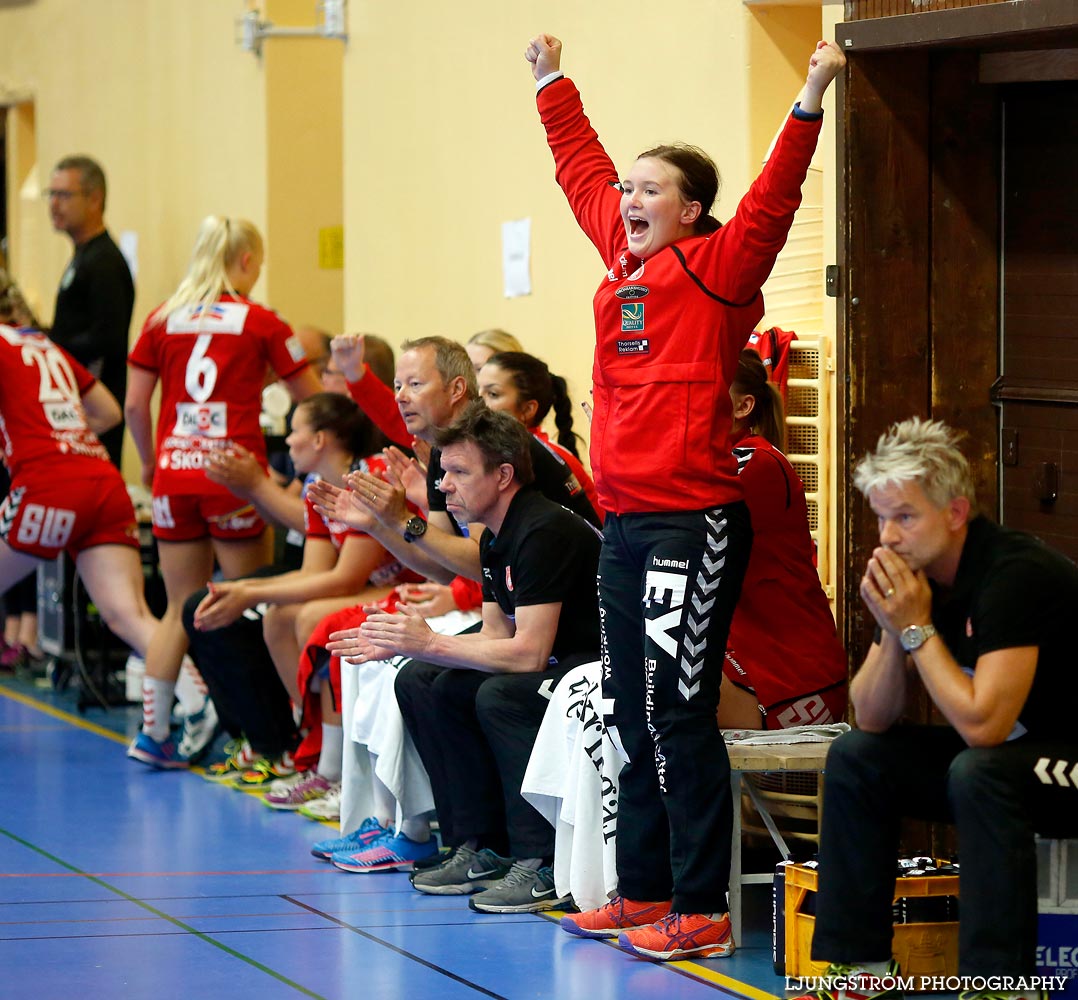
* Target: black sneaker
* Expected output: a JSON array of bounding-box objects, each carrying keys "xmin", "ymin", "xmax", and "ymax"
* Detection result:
[
  {"xmin": 410, "ymin": 846, "xmax": 511, "ymax": 896},
  {"xmin": 409, "ymin": 845, "xmax": 455, "ymax": 879},
  {"xmin": 468, "ymin": 864, "xmax": 572, "ymax": 913}
]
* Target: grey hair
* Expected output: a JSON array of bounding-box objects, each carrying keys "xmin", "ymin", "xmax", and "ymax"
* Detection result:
[
  {"xmin": 400, "ymin": 336, "xmax": 478, "ymax": 401},
  {"xmin": 853, "ymin": 417, "xmax": 976, "ymax": 510}
]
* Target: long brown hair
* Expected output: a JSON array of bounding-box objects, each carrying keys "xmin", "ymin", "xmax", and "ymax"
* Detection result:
[{"xmin": 733, "ymin": 349, "xmax": 785, "ymax": 450}]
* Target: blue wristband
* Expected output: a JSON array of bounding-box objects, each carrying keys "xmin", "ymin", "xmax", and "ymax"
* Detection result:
[{"xmin": 792, "ymin": 101, "xmax": 824, "ymax": 122}]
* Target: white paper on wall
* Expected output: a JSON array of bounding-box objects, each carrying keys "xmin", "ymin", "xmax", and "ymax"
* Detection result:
[{"xmin": 502, "ymin": 217, "xmax": 531, "ymax": 298}]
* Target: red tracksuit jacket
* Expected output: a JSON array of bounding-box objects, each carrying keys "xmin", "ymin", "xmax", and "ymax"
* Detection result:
[{"xmin": 538, "ymin": 77, "xmax": 822, "ymax": 515}]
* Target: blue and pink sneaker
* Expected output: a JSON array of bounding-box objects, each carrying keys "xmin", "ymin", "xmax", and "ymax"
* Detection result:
[
  {"xmin": 310, "ymin": 816, "xmax": 392, "ymax": 861},
  {"xmin": 331, "ymin": 832, "xmax": 439, "ymax": 873},
  {"xmin": 127, "ymin": 732, "xmax": 190, "ymax": 770}
]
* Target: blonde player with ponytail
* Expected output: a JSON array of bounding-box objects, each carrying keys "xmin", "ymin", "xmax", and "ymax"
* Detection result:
[{"xmin": 125, "ymin": 216, "xmax": 321, "ymax": 768}]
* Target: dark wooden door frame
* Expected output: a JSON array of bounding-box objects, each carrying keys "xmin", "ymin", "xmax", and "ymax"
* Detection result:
[{"xmin": 834, "ymin": 0, "xmax": 1078, "ymax": 662}]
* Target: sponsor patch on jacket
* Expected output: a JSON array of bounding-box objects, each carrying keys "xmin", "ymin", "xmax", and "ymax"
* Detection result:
[
  {"xmin": 616, "ymin": 338, "xmax": 650, "ymax": 355},
  {"xmin": 615, "ymin": 284, "xmax": 649, "ymax": 300},
  {"xmin": 621, "ymin": 302, "xmax": 644, "ymax": 332}
]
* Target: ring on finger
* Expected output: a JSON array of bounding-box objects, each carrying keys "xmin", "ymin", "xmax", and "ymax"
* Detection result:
[{"xmin": 885, "ymin": 586, "xmax": 895, "ymax": 598}]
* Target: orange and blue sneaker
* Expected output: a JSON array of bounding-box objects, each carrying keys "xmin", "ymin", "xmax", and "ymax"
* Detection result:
[
  {"xmin": 618, "ymin": 911, "xmax": 735, "ymax": 960},
  {"xmin": 560, "ymin": 896, "xmax": 672, "ymax": 939}
]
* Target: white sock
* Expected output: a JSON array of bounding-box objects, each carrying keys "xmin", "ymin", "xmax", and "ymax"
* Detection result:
[
  {"xmin": 173, "ymin": 657, "xmax": 208, "ymax": 715},
  {"xmin": 369, "ymin": 754, "xmax": 397, "ymax": 829},
  {"xmin": 399, "ymin": 816, "xmax": 431, "ymax": 843},
  {"xmin": 141, "ymin": 678, "xmax": 176, "ymax": 742},
  {"xmin": 317, "ymin": 724, "xmax": 343, "ymax": 781}
]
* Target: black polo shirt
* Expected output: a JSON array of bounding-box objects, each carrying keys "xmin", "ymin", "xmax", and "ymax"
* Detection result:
[
  {"xmin": 930, "ymin": 515, "xmax": 1078, "ymax": 739},
  {"xmin": 478, "ymin": 488, "xmax": 601, "ymax": 666},
  {"xmin": 426, "ymin": 436, "xmax": 601, "ymax": 535},
  {"xmin": 50, "ymin": 230, "xmax": 135, "ymax": 467}
]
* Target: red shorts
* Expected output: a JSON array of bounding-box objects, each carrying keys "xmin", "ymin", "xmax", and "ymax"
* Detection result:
[
  {"xmin": 723, "ymin": 653, "xmax": 847, "ymax": 731},
  {"xmin": 1, "ymin": 474, "xmax": 139, "ymax": 560},
  {"xmin": 150, "ymin": 487, "xmax": 265, "ymax": 542},
  {"xmin": 294, "ymin": 592, "xmax": 405, "ymax": 769}
]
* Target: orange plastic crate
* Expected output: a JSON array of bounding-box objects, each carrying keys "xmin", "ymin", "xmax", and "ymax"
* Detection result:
[{"xmin": 784, "ymin": 863, "xmax": 959, "ymax": 978}]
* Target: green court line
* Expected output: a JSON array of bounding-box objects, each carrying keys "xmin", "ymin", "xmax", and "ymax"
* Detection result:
[
  {"xmin": 0, "ymin": 827, "xmax": 327, "ymax": 998},
  {"xmin": 1, "ymin": 683, "xmax": 776, "ymax": 999}
]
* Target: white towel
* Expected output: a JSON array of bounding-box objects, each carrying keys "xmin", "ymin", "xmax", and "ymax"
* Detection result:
[{"xmin": 721, "ymin": 722, "xmax": 850, "ymax": 746}]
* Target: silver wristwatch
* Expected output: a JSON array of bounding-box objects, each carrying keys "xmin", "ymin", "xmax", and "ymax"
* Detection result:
[{"xmin": 900, "ymin": 623, "xmax": 938, "ymax": 652}]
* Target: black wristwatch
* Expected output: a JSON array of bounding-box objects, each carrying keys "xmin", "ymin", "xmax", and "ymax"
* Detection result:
[
  {"xmin": 402, "ymin": 515, "xmax": 427, "ymax": 544},
  {"xmin": 900, "ymin": 624, "xmax": 937, "ymax": 652}
]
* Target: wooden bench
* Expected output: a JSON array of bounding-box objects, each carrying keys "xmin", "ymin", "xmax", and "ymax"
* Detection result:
[{"xmin": 727, "ymin": 740, "xmax": 833, "ymax": 943}]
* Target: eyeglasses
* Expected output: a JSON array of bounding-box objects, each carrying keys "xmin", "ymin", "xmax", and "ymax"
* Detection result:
[{"xmin": 42, "ymin": 189, "xmax": 85, "ymax": 202}]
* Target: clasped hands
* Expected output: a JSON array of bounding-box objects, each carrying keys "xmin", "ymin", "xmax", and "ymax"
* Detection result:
[
  {"xmin": 326, "ymin": 602, "xmax": 436, "ymax": 663},
  {"xmin": 860, "ymin": 546, "xmax": 932, "ymax": 638}
]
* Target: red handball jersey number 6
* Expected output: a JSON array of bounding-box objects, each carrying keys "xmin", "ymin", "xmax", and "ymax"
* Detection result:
[{"xmin": 185, "ymin": 334, "xmax": 219, "ymax": 404}]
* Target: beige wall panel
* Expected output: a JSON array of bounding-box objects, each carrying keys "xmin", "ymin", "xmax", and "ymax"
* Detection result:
[
  {"xmin": 343, "ymin": 0, "xmax": 785, "ymax": 455},
  {"xmin": 0, "ymin": 0, "xmax": 267, "ymax": 477},
  {"xmin": 0, "ymin": 0, "xmax": 267, "ymax": 332},
  {"xmin": 746, "ymin": 4, "xmax": 823, "ymax": 166},
  {"xmin": 264, "ymin": 0, "xmax": 344, "ymax": 334}
]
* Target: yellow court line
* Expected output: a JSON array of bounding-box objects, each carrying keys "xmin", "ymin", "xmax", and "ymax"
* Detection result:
[
  {"xmin": 540, "ymin": 910, "xmax": 780, "ymax": 999},
  {"xmin": 0, "ymin": 686, "xmax": 339, "ymax": 822},
  {"xmin": 0, "ymin": 683, "xmax": 129, "ymax": 746},
  {"xmin": 671, "ymin": 962, "xmax": 781, "ymax": 1000}
]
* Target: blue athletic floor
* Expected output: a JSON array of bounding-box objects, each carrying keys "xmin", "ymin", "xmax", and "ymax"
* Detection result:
[{"xmin": 0, "ymin": 673, "xmax": 789, "ymax": 1000}]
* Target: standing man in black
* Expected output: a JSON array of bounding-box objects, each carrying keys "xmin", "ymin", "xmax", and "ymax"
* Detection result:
[{"xmin": 47, "ymin": 155, "xmax": 134, "ymax": 467}]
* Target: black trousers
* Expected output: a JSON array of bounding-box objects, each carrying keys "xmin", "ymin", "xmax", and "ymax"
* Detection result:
[
  {"xmin": 395, "ymin": 653, "xmax": 592, "ymax": 859},
  {"xmin": 811, "ymin": 726, "xmax": 1078, "ymax": 976},
  {"xmin": 181, "ymin": 570, "xmax": 298, "ymax": 758},
  {"xmin": 599, "ymin": 504, "xmax": 752, "ymax": 915}
]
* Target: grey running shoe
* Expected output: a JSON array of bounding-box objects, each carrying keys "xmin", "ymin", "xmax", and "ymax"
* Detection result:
[
  {"xmin": 411, "ymin": 846, "xmax": 511, "ymax": 896},
  {"xmin": 469, "ymin": 863, "xmax": 572, "ymax": 913}
]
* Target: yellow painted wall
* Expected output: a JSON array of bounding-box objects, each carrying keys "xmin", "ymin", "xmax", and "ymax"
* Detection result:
[
  {"xmin": 2, "ymin": 0, "xmax": 267, "ymax": 328},
  {"xmin": 343, "ymin": 0, "xmax": 833, "ymax": 457},
  {"xmin": 746, "ymin": 4, "xmax": 826, "ymax": 167},
  {"xmin": 2, "ymin": 0, "xmax": 840, "ymax": 483},
  {"xmin": 264, "ymin": 0, "xmax": 344, "ymax": 334},
  {"xmin": 343, "ymin": 0, "xmax": 766, "ymax": 444}
]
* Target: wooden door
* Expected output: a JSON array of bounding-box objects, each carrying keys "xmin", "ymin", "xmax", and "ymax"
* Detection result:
[{"xmin": 994, "ymin": 86, "xmax": 1078, "ymax": 554}]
